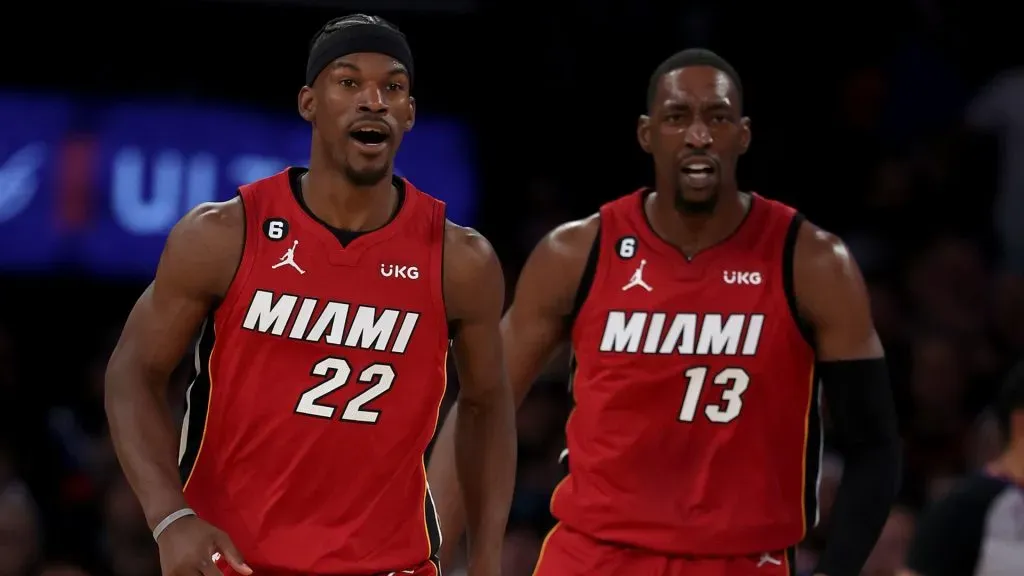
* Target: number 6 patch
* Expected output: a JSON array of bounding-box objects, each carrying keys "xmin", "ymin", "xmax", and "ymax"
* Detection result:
[{"xmin": 263, "ymin": 218, "xmax": 289, "ymax": 241}]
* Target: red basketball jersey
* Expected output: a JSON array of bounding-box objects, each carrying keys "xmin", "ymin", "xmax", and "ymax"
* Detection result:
[
  {"xmin": 180, "ymin": 168, "xmax": 448, "ymax": 574},
  {"xmin": 552, "ymin": 190, "xmax": 821, "ymax": 556}
]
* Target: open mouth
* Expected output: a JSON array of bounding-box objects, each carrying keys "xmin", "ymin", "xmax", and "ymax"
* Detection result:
[
  {"xmin": 680, "ymin": 161, "xmax": 717, "ymax": 183},
  {"xmin": 680, "ymin": 162, "xmax": 715, "ymax": 176},
  {"xmin": 350, "ymin": 127, "xmax": 389, "ymax": 146}
]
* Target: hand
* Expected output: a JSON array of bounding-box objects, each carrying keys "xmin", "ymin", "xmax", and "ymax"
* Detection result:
[{"xmin": 156, "ymin": 515, "xmax": 253, "ymax": 576}]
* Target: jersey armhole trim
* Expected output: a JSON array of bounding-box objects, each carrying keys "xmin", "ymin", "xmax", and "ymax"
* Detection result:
[
  {"xmin": 435, "ymin": 206, "xmax": 451, "ymax": 343},
  {"xmin": 567, "ymin": 221, "xmax": 601, "ymax": 330},
  {"xmin": 215, "ymin": 189, "xmax": 254, "ymax": 319},
  {"xmin": 782, "ymin": 212, "xmax": 815, "ymax": 347}
]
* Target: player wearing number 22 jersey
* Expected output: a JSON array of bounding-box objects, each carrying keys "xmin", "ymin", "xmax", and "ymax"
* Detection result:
[
  {"xmin": 106, "ymin": 16, "xmax": 514, "ymax": 576},
  {"xmin": 179, "ymin": 169, "xmax": 449, "ymax": 573}
]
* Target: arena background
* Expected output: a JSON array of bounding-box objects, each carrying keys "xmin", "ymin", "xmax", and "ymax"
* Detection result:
[{"xmin": 1, "ymin": 1, "xmax": 1023, "ymax": 575}]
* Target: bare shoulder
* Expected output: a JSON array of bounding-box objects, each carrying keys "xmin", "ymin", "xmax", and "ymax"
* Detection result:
[
  {"xmin": 443, "ymin": 221, "xmax": 505, "ymax": 322},
  {"xmin": 793, "ymin": 219, "xmax": 857, "ymax": 281},
  {"xmin": 539, "ymin": 213, "xmax": 601, "ymax": 264},
  {"xmin": 791, "ymin": 218, "xmax": 873, "ymax": 336},
  {"xmin": 443, "ymin": 220, "xmax": 500, "ymax": 274},
  {"xmin": 158, "ymin": 197, "xmax": 245, "ymax": 300},
  {"xmin": 513, "ymin": 213, "xmax": 600, "ymax": 316}
]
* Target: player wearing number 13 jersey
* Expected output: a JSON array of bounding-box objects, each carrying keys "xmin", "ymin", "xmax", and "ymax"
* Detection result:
[
  {"xmin": 106, "ymin": 14, "xmax": 515, "ymax": 576},
  {"xmin": 428, "ymin": 50, "xmax": 901, "ymax": 576}
]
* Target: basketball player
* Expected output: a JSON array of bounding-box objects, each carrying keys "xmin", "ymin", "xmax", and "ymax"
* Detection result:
[
  {"xmin": 427, "ymin": 49, "xmax": 900, "ymax": 575},
  {"xmin": 105, "ymin": 15, "xmax": 515, "ymax": 576}
]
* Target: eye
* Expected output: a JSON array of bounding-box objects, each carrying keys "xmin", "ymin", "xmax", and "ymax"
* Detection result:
[
  {"xmin": 339, "ymin": 78, "xmax": 357, "ymax": 88},
  {"xmin": 710, "ymin": 113, "xmax": 731, "ymax": 124},
  {"xmin": 386, "ymin": 82, "xmax": 404, "ymax": 92}
]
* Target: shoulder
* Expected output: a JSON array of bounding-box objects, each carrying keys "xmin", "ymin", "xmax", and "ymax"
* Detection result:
[
  {"xmin": 168, "ymin": 197, "xmax": 245, "ymax": 261},
  {"xmin": 529, "ymin": 213, "xmax": 601, "ymax": 270},
  {"xmin": 934, "ymin": 474, "xmax": 1017, "ymax": 513},
  {"xmin": 790, "ymin": 218, "xmax": 869, "ymax": 323},
  {"xmin": 792, "ymin": 219, "xmax": 855, "ymax": 279},
  {"xmin": 160, "ymin": 197, "xmax": 245, "ymax": 298},
  {"xmin": 906, "ymin": 474, "xmax": 1008, "ymax": 572},
  {"xmin": 443, "ymin": 221, "xmax": 505, "ymax": 321},
  {"xmin": 443, "ymin": 220, "xmax": 500, "ymax": 275},
  {"xmin": 513, "ymin": 213, "xmax": 600, "ymax": 315}
]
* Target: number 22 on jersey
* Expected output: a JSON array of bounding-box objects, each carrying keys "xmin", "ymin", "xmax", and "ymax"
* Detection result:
[
  {"xmin": 294, "ymin": 357, "xmax": 394, "ymax": 424},
  {"xmin": 678, "ymin": 366, "xmax": 750, "ymax": 424}
]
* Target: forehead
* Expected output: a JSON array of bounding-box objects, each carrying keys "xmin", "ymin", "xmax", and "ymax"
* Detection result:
[
  {"xmin": 331, "ymin": 52, "xmax": 408, "ymax": 74},
  {"xmin": 655, "ymin": 66, "xmax": 737, "ymax": 108}
]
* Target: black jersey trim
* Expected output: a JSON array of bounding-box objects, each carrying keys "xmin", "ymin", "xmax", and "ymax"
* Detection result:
[
  {"xmin": 440, "ymin": 210, "xmax": 454, "ymax": 341},
  {"xmin": 287, "ymin": 167, "xmax": 406, "ymax": 247},
  {"xmin": 423, "ymin": 480, "xmax": 443, "ymax": 560},
  {"xmin": 218, "ymin": 190, "xmax": 248, "ymax": 303},
  {"xmin": 179, "ymin": 314, "xmax": 216, "ymax": 487},
  {"xmin": 782, "ymin": 213, "xmax": 815, "ymax": 346},
  {"xmin": 566, "ymin": 222, "xmax": 601, "ymax": 330},
  {"xmin": 802, "ymin": 366, "xmax": 823, "ymax": 536}
]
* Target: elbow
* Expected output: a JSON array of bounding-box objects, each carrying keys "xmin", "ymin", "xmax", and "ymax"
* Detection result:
[
  {"xmin": 458, "ymin": 382, "xmax": 515, "ymax": 417},
  {"xmin": 103, "ymin": 353, "xmax": 130, "ymax": 416},
  {"xmin": 103, "ymin": 349, "xmax": 153, "ymax": 415}
]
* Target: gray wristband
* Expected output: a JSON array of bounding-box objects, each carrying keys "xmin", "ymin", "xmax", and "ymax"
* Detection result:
[{"xmin": 152, "ymin": 507, "xmax": 196, "ymax": 541}]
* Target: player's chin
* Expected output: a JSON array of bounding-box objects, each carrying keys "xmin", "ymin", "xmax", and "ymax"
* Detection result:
[
  {"xmin": 343, "ymin": 162, "xmax": 391, "ymax": 187},
  {"xmin": 675, "ymin": 186, "xmax": 718, "ymax": 214}
]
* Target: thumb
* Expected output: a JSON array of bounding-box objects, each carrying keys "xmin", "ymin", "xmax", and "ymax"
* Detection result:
[{"xmin": 214, "ymin": 533, "xmax": 252, "ymax": 575}]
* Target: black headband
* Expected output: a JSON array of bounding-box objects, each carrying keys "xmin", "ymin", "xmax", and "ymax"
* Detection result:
[{"xmin": 305, "ymin": 24, "xmax": 414, "ymax": 87}]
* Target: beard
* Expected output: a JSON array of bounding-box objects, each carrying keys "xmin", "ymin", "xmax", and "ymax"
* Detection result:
[
  {"xmin": 673, "ymin": 181, "xmax": 719, "ymax": 214},
  {"xmin": 344, "ymin": 163, "xmax": 390, "ymax": 187}
]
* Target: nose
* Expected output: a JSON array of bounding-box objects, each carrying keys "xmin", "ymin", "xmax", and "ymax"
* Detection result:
[
  {"xmin": 684, "ymin": 120, "xmax": 712, "ymax": 149},
  {"xmin": 357, "ymin": 86, "xmax": 389, "ymax": 115}
]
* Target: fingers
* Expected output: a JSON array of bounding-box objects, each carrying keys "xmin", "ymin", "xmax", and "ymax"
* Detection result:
[
  {"xmin": 214, "ymin": 534, "xmax": 253, "ymax": 575},
  {"xmin": 194, "ymin": 552, "xmax": 223, "ymax": 576}
]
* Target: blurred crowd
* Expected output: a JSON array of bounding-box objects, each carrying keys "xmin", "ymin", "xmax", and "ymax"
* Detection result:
[{"xmin": 3, "ymin": 39, "xmax": 1024, "ymax": 576}]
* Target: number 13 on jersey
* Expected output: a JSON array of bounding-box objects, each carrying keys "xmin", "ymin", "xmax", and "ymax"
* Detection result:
[{"xmin": 678, "ymin": 366, "xmax": 750, "ymax": 424}]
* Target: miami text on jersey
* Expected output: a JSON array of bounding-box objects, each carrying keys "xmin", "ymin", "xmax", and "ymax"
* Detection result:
[
  {"xmin": 241, "ymin": 289, "xmax": 420, "ymax": 354},
  {"xmin": 598, "ymin": 311, "xmax": 765, "ymax": 356}
]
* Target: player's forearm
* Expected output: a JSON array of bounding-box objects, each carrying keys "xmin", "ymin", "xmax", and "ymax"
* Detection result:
[
  {"xmin": 817, "ymin": 440, "xmax": 901, "ymax": 576},
  {"xmin": 455, "ymin": 389, "xmax": 517, "ymax": 571},
  {"xmin": 105, "ymin": 361, "xmax": 189, "ymax": 530},
  {"xmin": 425, "ymin": 410, "xmax": 467, "ymax": 568},
  {"xmin": 815, "ymin": 359, "xmax": 901, "ymax": 576}
]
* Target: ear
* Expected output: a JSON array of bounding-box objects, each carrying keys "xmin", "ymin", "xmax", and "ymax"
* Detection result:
[
  {"xmin": 298, "ymin": 85, "xmax": 315, "ymax": 122},
  {"xmin": 405, "ymin": 96, "xmax": 416, "ymax": 132},
  {"xmin": 637, "ymin": 114, "xmax": 652, "ymax": 154},
  {"xmin": 738, "ymin": 116, "xmax": 752, "ymax": 154}
]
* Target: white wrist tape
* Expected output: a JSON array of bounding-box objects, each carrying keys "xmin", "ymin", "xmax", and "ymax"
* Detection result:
[{"xmin": 152, "ymin": 507, "xmax": 196, "ymax": 541}]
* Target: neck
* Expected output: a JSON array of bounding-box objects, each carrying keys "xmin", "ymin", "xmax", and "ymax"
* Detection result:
[
  {"xmin": 304, "ymin": 146, "xmax": 397, "ymax": 231},
  {"xmin": 992, "ymin": 445, "xmax": 1024, "ymax": 483},
  {"xmin": 645, "ymin": 186, "xmax": 749, "ymax": 257}
]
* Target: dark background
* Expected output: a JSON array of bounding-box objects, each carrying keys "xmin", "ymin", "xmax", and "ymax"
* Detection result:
[{"xmin": 1, "ymin": 1, "xmax": 1023, "ymax": 575}]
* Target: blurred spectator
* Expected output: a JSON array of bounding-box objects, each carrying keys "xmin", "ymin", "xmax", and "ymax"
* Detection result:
[{"xmin": 0, "ymin": 480, "xmax": 41, "ymax": 576}]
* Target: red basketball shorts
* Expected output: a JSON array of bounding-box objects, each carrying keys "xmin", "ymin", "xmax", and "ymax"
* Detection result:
[
  {"xmin": 215, "ymin": 555, "xmax": 439, "ymax": 576},
  {"xmin": 532, "ymin": 523, "xmax": 796, "ymax": 576}
]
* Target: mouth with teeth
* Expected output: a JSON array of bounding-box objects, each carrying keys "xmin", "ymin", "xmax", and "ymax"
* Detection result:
[
  {"xmin": 350, "ymin": 127, "xmax": 389, "ymax": 146},
  {"xmin": 680, "ymin": 161, "xmax": 717, "ymax": 187}
]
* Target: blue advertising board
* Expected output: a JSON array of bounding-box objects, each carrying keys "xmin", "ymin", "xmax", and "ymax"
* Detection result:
[{"xmin": 0, "ymin": 92, "xmax": 476, "ymax": 276}]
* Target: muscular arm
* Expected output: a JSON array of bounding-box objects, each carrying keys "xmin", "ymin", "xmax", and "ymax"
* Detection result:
[
  {"xmin": 437, "ymin": 223, "xmax": 516, "ymax": 575},
  {"xmin": 105, "ymin": 200, "xmax": 243, "ymax": 530},
  {"xmin": 793, "ymin": 222, "xmax": 901, "ymax": 576},
  {"xmin": 427, "ymin": 216, "xmax": 598, "ymax": 568}
]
